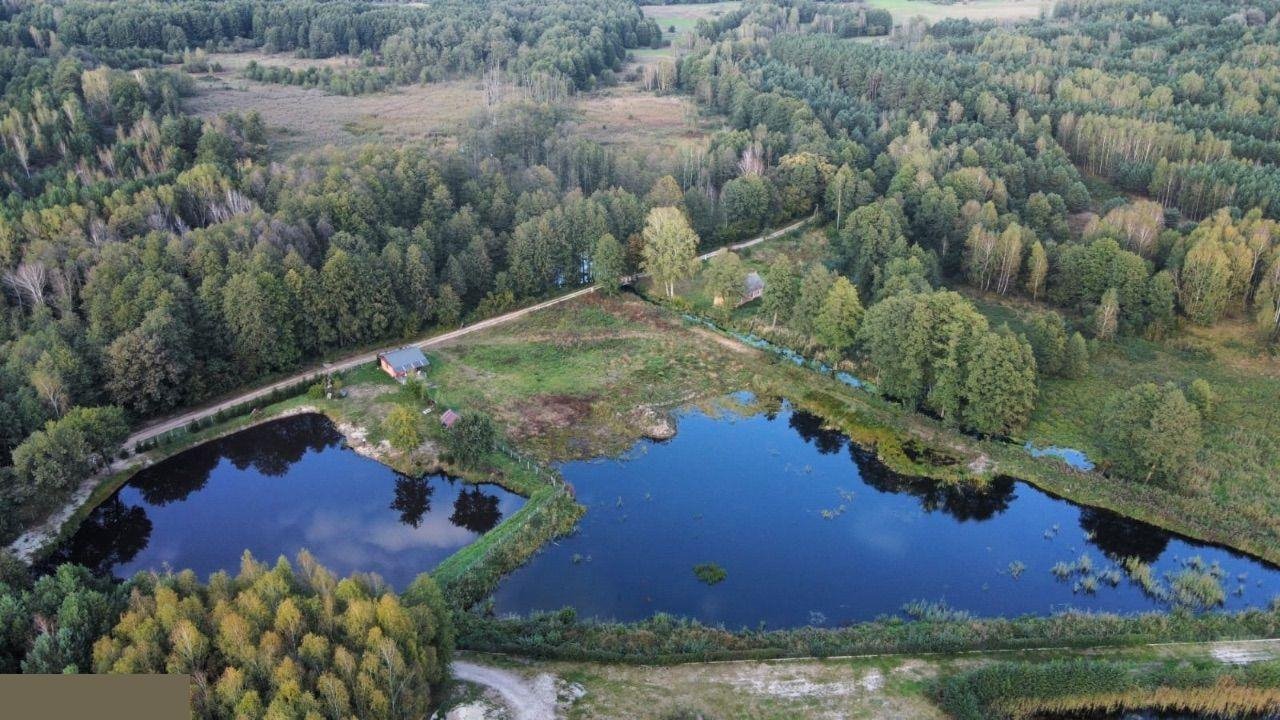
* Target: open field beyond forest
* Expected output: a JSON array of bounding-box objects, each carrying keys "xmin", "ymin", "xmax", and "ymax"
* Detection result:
[
  {"xmin": 642, "ymin": 2, "xmax": 742, "ymax": 35},
  {"xmin": 864, "ymin": 0, "xmax": 1046, "ymax": 24},
  {"xmin": 185, "ymin": 50, "xmax": 715, "ymax": 160},
  {"xmin": 183, "ymin": 53, "xmax": 484, "ymax": 156},
  {"xmin": 571, "ymin": 87, "xmax": 713, "ymax": 157}
]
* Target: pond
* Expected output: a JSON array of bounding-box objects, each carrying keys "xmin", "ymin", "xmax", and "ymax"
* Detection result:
[
  {"xmin": 491, "ymin": 398, "xmax": 1280, "ymax": 628},
  {"xmin": 46, "ymin": 413, "xmax": 525, "ymax": 587}
]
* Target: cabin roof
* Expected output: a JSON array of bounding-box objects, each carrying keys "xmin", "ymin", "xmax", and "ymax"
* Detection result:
[
  {"xmin": 441, "ymin": 409, "xmax": 461, "ymax": 427},
  {"xmin": 745, "ymin": 271, "xmax": 764, "ymax": 293},
  {"xmin": 380, "ymin": 347, "xmax": 429, "ymax": 373}
]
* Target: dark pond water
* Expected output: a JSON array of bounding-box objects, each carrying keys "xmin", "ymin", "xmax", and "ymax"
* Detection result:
[
  {"xmin": 47, "ymin": 414, "xmax": 525, "ymax": 587},
  {"xmin": 491, "ymin": 398, "xmax": 1280, "ymax": 628}
]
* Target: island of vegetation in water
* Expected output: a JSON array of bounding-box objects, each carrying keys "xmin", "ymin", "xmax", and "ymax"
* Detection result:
[{"xmin": 2, "ymin": 0, "xmax": 1280, "ymax": 716}]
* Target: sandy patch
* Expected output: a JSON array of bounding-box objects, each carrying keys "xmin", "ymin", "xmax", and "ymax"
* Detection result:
[
  {"xmin": 728, "ymin": 664, "xmax": 874, "ymax": 699},
  {"xmin": 688, "ymin": 325, "xmax": 759, "ymax": 355}
]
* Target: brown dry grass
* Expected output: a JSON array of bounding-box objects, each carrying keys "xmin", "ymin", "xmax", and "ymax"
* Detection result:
[
  {"xmin": 570, "ymin": 82, "xmax": 721, "ymax": 160},
  {"xmin": 204, "ymin": 50, "xmax": 356, "ymax": 73},
  {"xmin": 183, "ymin": 64, "xmax": 484, "ymax": 158}
]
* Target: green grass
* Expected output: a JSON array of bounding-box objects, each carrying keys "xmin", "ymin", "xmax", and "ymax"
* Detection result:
[{"xmin": 429, "ymin": 295, "xmax": 768, "ymax": 460}]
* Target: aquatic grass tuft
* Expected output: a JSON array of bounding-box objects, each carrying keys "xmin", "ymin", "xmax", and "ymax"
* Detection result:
[
  {"xmin": 693, "ymin": 563, "xmax": 727, "ymax": 585},
  {"xmin": 1170, "ymin": 565, "xmax": 1226, "ymax": 610},
  {"xmin": 1122, "ymin": 557, "xmax": 1170, "ymax": 603},
  {"xmin": 902, "ymin": 600, "xmax": 973, "ymax": 622}
]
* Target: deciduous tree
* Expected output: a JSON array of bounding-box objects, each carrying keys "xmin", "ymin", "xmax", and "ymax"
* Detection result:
[{"xmin": 641, "ymin": 207, "xmax": 699, "ymax": 298}]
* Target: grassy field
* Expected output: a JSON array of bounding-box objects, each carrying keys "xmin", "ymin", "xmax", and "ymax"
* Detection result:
[
  {"xmin": 182, "ymin": 56, "xmax": 483, "ymax": 157},
  {"xmin": 966, "ymin": 289, "xmax": 1280, "ymax": 565},
  {"xmin": 865, "ymin": 0, "xmax": 1046, "ymax": 24},
  {"xmin": 427, "ymin": 295, "xmax": 769, "ymax": 461},
  {"xmin": 571, "ymin": 86, "xmax": 712, "ymax": 156},
  {"xmin": 642, "ymin": 2, "xmax": 742, "ymax": 35}
]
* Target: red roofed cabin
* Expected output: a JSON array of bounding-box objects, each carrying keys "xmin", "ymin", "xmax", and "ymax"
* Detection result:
[
  {"xmin": 377, "ymin": 347, "xmax": 429, "ymax": 380},
  {"xmin": 440, "ymin": 409, "xmax": 461, "ymax": 428}
]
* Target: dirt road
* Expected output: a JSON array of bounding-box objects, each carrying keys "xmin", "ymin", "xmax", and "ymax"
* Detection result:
[{"xmin": 451, "ymin": 661, "xmax": 560, "ymax": 720}]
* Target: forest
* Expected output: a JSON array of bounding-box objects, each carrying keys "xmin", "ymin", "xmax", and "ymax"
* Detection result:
[{"xmin": 2, "ymin": 0, "xmax": 1280, "ymax": 714}]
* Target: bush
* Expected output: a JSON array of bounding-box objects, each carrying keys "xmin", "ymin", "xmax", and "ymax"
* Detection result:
[
  {"xmin": 1098, "ymin": 382, "xmax": 1202, "ymax": 486},
  {"xmin": 1187, "ymin": 378, "xmax": 1215, "ymax": 418}
]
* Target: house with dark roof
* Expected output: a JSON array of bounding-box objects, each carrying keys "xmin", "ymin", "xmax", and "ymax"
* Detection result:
[{"xmin": 377, "ymin": 346, "xmax": 429, "ymax": 379}]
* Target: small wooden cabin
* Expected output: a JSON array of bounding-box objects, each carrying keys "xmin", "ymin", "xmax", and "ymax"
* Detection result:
[{"xmin": 378, "ymin": 347, "xmax": 429, "ymax": 379}]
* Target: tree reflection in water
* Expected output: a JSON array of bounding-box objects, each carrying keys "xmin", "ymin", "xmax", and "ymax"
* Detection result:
[
  {"xmin": 1078, "ymin": 507, "xmax": 1172, "ymax": 564},
  {"xmin": 48, "ymin": 414, "xmax": 525, "ymax": 585},
  {"xmin": 787, "ymin": 410, "xmax": 847, "ymax": 455},
  {"xmin": 390, "ymin": 475, "xmax": 435, "ymax": 528},
  {"xmin": 451, "ymin": 486, "xmax": 503, "ymax": 533},
  {"xmin": 850, "ymin": 446, "xmax": 1017, "ymax": 522},
  {"xmin": 38, "ymin": 496, "xmax": 152, "ymax": 576},
  {"xmin": 221, "ymin": 413, "xmax": 343, "ymax": 476}
]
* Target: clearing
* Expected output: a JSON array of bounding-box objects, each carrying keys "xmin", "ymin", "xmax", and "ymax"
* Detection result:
[
  {"xmin": 428, "ymin": 295, "xmax": 765, "ymax": 460},
  {"xmin": 866, "ymin": 0, "xmax": 1045, "ymax": 24},
  {"xmin": 182, "ymin": 53, "xmax": 483, "ymax": 157},
  {"xmin": 642, "ymin": 2, "xmax": 742, "ymax": 35},
  {"xmin": 570, "ymin": 86, "xmax": 713, "ymax": 156}
]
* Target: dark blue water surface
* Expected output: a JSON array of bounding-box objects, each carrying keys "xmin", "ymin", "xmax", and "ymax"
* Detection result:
[
  {"xmin": 491, "ymin": 400, "xmax": 1280, "ymax": 628},
  {"xmin": 47, "ymin": 414, "xmax": 524, "ymax": 587}
]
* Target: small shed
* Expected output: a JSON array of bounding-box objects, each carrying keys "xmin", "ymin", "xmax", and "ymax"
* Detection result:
[
  {"xmin": 440, "ymin": 409, "xmax": 461, "ymax": 428},
  {"xmin": 378, "ymin": 346, "xmax": 429, "ymax": 379},
  {"xmin": 740, "ymin": 271, "xmax": 765, "ymax": 305}
]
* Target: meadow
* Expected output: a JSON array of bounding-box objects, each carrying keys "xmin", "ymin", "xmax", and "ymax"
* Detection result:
[{"xmin": 641, "ymin": 2, "xmax": 743, "ymax": 35}]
